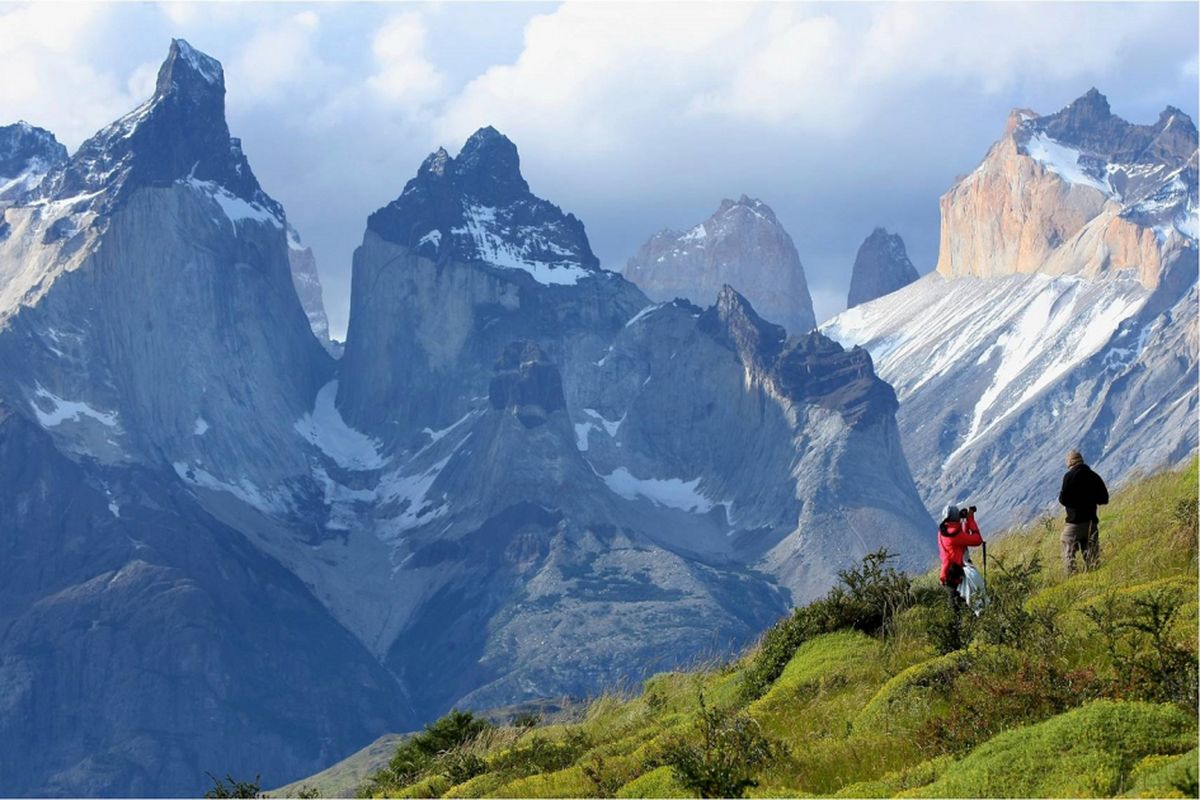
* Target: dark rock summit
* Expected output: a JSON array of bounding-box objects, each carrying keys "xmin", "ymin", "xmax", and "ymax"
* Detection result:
[
  {"xmin": 847, "ymin": 228, "xmax": 919, "ymax": 308},
  {"xmin": 0, "ymin": 121, "xmax": 67, "ymax": 202},
  {"xmin": 40, "ymin": 39, "xmax": 283, "ymax": 220},
  {"xmin": 366, "ymin": 126, "xmax": 599, "ymax": 281}
]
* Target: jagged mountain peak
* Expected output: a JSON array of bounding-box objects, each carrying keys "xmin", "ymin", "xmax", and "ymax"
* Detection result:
[
  {"xmin": 34, "ymin": 39, "xmax": 279, "ymax": 221},
  {"xmin": 156, "ymin": 39, "xmax": 225, "ymax": 97},
  {"xmin": 699, "ymin": 285, "xmax": 895, "ymax": 429},
  {"xmin": 700, "ymin": 284, "xmax": 787, "ymax": 364},
  {"xmin": 365, "ymin": 128, "xmax": 599, "ymax": 284},
  {"xmin": 452, "ymin": 126, "xmax": 529, "ymax": 204},
  {"xmin": 0, "ymin": 121, "xmax": 67, "ymax": 201},
  {"xmin": 937, "ymin": 88, "xmax": 1197, "ymax": 283},
  {"xmin": 715, "ymin": 194, "xmax": 777, "ymax": 221},
  {"xmin": 1062, "ymin": 87, "xmax": 1112, "ymax": 121}
]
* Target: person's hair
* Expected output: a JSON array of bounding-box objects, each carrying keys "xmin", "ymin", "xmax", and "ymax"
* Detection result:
[{"xmin": 1067, "ymin": 449, "xmax": 1084, "ymax": 468}]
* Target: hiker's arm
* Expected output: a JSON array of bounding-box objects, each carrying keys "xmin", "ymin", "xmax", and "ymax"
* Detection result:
[
  {"xmin": 1058, "ymin": 474, "xmax": 1071, "ymax": 507},
  {"xmin": 961, "ymin": 513, "xmax": 984, "ymax": 545},
  {"xmin": 1096, "ymin": 474, "xmax": 1109, "ymax": 505}
]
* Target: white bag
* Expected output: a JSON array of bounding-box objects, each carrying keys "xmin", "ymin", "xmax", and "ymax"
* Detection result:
[{"xmin": 959, "ymin": 562, "xmax": 987, "ymax": 616}]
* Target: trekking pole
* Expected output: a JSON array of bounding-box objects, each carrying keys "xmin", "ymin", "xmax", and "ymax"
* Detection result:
[{"xmin": 982, "ymin": 541, "xmax": 987, "ymax": 585}]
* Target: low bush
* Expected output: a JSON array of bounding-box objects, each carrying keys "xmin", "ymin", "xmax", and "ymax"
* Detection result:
[
  {"xmin": 658, "ymin": 692, "xmax": 784, "ymax": 798},
  {"xmin": 740, "ymin": 550, "xmax": 912, "ymax": 701},
  {"xmin": 1083, "ymin": 587, "xmax": 1199, "ymax": 709},
  {"xmin": 203, "ymin": 773, "xmax": 261, "ymax": 799},
  {"xmin": 361, "ymin": 709, "xmax": 492, "ymax": 795}
]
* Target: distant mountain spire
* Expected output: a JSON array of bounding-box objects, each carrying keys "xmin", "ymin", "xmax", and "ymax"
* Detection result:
[{"xmin": 847, "ymin": 228, "xmax": 919, "ymax": 308}]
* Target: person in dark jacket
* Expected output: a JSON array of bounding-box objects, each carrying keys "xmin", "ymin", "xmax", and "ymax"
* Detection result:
[{"xmin": 1059, "ymin": 449, "xmax": 1109, "ymax": 574}]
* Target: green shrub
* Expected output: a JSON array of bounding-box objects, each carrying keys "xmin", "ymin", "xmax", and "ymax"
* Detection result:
[
  {"xmin": 916, "ymin": 645, "xmax": 1100, "ymax": 755},
  {"xmin": 853, "ymin": 650, "xmax": 973, "ymax": 737},
  {"xmin": 362, "ymin": 709, "xmax": 492, "ymax": 795},
  {"xmin": 973, "ymin": 553, "xmax": 1045, "ymax": 647},
  {"xmin": 741, "ymin": 550, "xmax": 912, "ymax": 701},
  {"xmin": 1083, "ymin": 588, "xmax": 1199, "ymax": 709},
  {"xmin": 659, "ymin": 692, "xmax": 784, "ymax": 798},
  {"xmin": 511, "ymin": 711, "xmax": 542, "ymax": 729},
  {"xmin": 1126, "ymin": 748, "xmax": 1199, "ymax": 798},
  {"xmin": 204, "ymin": 773, "xmax": 262, "ymax": 799}
]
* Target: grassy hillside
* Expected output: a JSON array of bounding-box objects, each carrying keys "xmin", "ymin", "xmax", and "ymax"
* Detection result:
[{"xmin": 307, "ymin": 463, "xmax": 1200, "ymax": 798}]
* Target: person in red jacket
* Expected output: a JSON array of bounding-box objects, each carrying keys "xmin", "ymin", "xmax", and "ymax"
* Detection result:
[{"xmin": 939, "ymin": 503, "xmax": 983, "ymax": 609}]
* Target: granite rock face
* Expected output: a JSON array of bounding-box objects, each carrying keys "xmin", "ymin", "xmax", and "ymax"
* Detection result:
[
  {"xmin": 286, "ymin": 225, "xmax": 336, "ymax": 352},
  {"xmin": 623, "ymin": 196, "xmax": 817, "ymax": 334},
  {"xmin": 847, "ymin": 228, "xmax": 919, "ymax": 308},
  {"xmin": 825, "ymin": 90, "xmax": 1198, "ymax": 529},
  {"xmin": 935, "ymin": 88, "xmax": 1197, "ymax": 289}
]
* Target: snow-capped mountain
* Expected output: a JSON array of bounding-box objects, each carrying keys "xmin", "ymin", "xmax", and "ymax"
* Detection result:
[
  {"xmin": 847, "ymin": 227, "xmax": 919, "ymax": 308},
  {"xmin": 0, "ymin": 121, "xmax": 67, "ymax": 202},
  {"xmin": 623, "ymin": 195, "xmax": 817, "ymax": 334},
  {"xmin": 825, "ymin": 90, "xmax": 1198, "ymax": 529},
  {"xmin": 0, "ymin": 40, "xmax": 935, "ymax": 797}
]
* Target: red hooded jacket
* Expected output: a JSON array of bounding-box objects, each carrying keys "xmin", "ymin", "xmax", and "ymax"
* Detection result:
[{"xmin": 939, "ymin": 512, "xmax": 983, "ymax": 586}]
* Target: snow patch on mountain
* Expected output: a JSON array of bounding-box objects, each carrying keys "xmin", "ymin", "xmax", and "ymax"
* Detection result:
[
  {"xmin": 1023, "ymin": 133, "xmax": 1112, "ymax": 194},
  {"xmin": 295, "ymin": 381, "xmax": 388, "ymax": 470},
  {"xmin": 600, "ymin": 466, "xmax": 715, "ymax": 513},
  {"xmin": 450, "ymin": 203, "xmax": 590, "ymax": 285},
  {"xmin": 173, "ymin": 461, "xmax": 291, "ymax": 515},
  {"xmin": 31, "ymin": 385, "xmax": 119, "ymax": 429},
  {"xmin": 377, "ymin": 453, "xmax": 455, "ymax": 537},
  {"xmin": 182, "ymin": 177, "xmax": 283, "ymax": 230},
  {"xmin": 826, "ymin": 273, "xmax": 1147, "ymax": 409}
]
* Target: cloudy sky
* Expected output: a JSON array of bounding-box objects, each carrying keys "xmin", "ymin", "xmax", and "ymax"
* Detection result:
[{"xmin": 3, "ymin": 1, "xmax": 1197, "ymax": 336}]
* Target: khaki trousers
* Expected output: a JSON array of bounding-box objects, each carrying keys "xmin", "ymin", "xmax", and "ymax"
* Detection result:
[{"xmin": 1062, "ymin": 520, "xmax": 1100, "ymax": 574}]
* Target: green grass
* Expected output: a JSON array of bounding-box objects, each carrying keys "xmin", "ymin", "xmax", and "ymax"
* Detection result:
[
  {"xmin": 305, "ymin": 462, "xmax": 1199, "ymax": 798},
  {"xmin": 902, "ymin": 700, "xmax": 1195, "ymax": 798}
]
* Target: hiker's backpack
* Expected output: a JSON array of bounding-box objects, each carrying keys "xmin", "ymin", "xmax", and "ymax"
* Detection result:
[{"xmin": 959, "ymin": 562, "xmax": 987, "ymax": 615}]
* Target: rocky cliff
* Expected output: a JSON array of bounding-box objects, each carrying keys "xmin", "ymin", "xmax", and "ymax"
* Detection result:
[
  {"xmin": 286, "ymin": 225, "xmax": 336, "ymax": 352},
  {"xmin": 623, "ymin": 196, "xmax": 817, "ymax": 334},
  {"xmin": 847, "ymin": 228, "xmax": 919, "ymax": 308},
  {"xmin": 826, "ymin": 90, "xmax": 1198, "ymax": 529},
  {"xmin": 935, "ymin": 89, "xmax": 1196, "ymax": 289}
]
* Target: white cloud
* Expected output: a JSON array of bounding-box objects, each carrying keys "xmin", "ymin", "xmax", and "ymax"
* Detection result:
[
  {"xmin": 367, "ymin": 12, "xmax": 445, "ymax": 107},
  {"xmin": 0, "ymin": 3, "xmax": 140, "ymax": 147},
  {"xmin": 435, "ymin": 1, "xmax": 1182, "ymax": 152},
  {"xmin": 228, "ymin": 10, "xmax": 323, "ymax": 99}
]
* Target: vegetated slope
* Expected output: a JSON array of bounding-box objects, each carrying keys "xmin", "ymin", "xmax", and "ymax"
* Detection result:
[{"xmin": 348, "ymin": 462, "xmax": 1198, "ymax": 799}]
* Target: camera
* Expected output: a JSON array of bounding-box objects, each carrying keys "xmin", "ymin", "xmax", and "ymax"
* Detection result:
[{"xmin": 958, "ymin": 505, "xmax": 978, "ymax": 519}]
